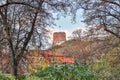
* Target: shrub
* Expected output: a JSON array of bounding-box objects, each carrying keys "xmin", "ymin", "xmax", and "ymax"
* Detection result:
[
  {"xmin": 0, "ymin": 73, "xmax": 15, "ymax": 80},
  {"xmin": 32, "ymin": 62, "xmax": 95, "ymax": 80}
]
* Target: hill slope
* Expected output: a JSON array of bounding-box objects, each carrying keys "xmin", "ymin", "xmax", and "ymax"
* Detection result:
[{"xmin": 52, "ymin": 39, "xmax": 107, "ymax": 62}]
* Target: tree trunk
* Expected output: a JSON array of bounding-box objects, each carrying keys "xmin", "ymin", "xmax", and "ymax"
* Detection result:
[{"xmin": 12, "ymin": 58, "xmax": 18, "ymax": 77}]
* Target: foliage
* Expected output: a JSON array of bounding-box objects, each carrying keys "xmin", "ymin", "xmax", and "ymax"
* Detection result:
[
  {"xmin": 0, "ymin": 73, "xmax": 15, "ymax": 80},
  {"xmin": 26, "ymin": 76, "xmax": 40, "ymax": 80},
  {"xmin": 28, "ymin": 59, "xmax": 48, "ymax": 72},
  {"xmin": 90, "ymin": 53, "xmax": 120, "ymax": 80},
  {"xmin": 32, "ymin": 62, "xmax": 94, "ymax": 80},
  {"xmin": 90, "ymin": 54, "xmax": 112, "ymax": 80}
]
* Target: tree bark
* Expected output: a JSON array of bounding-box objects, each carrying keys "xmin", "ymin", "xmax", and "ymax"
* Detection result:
[{"xmin": 12, "ymin": 59, "xmax": 18, "ymax": 77}]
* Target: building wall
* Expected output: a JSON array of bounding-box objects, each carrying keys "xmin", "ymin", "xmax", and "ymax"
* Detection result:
[{"xmin": 53, "ymin": 32, "xmax": 66, "ymax": 45}]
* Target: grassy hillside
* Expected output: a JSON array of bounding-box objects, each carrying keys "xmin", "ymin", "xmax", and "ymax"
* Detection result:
[
  {"xmin": 52, "ymin": 39, "xmax": 100, "ymax": 62},
  {"xmin": 52, "ymin": 37, "xmax": 120, "ymax": 63}
]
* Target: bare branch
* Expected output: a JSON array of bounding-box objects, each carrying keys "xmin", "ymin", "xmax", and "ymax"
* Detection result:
[{"xmin": 0, "ymin": 2, "xmax": 37, "ymax": 9}]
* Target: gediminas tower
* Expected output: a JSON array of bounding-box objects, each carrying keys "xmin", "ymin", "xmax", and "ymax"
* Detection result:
[{"xmin": 53, "ymin": 32, "xmax": 66, "ymax": 45}]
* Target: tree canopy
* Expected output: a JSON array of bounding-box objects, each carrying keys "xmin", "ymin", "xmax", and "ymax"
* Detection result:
[{"xmin": 79, "ymin": 0, "xmax": 120, "ymax": 38}]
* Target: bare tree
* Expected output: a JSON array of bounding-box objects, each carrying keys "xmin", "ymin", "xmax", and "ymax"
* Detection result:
[
  {"xmin": 72, "ymin": 29, "xmax": 82, "ymax": 40},
  {"xmin": 72, "ymin": 26, "xmax": 108, "ymax": 41},
  {"xmin": 79, "ymin": 0, "xmax": 120, "ymax": 38},
  {"xmin": 0, "ymin": 0, "xmax": 79, "ymax": 77}
]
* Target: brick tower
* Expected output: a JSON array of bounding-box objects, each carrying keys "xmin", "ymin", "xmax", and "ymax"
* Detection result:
[{"xmin": 53, "ymin": 32, "xmax": 66, "ymax": 45}]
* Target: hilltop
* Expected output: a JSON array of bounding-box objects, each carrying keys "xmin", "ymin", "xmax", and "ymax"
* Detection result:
[{"xmin": 51, "ymin": 39, "xmax": 107, "ymax": 63}]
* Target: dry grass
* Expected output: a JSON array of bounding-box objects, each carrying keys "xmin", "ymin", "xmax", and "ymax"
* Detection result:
[{"xmin": 51, "ymin": 39, "xmax": 106, "ymax": 63}]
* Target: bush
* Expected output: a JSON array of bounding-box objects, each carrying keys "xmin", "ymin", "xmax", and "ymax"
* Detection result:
[
  {"xmin": 32, "ymin": 62, "xmax": 95, "ymax": 80},
  {"xmin": 90, "ymin": 53, "xmax": 120, "ymax": 80},
  {"xmin": 0, "ymin": 73, "xmax": 15, "ymax": 80}
]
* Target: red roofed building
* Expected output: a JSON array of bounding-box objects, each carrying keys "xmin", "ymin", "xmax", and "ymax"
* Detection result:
[
  {"xmin": 27, "ymin": 50, "xmax": 74, "ymax": 71},
  {"xmin": 40, "ymin": 50, "xmax": 74, "ymax": 64},
  {"xmin": 28, "ymin": 50, "xmax": 74, "ymax": 64}
]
